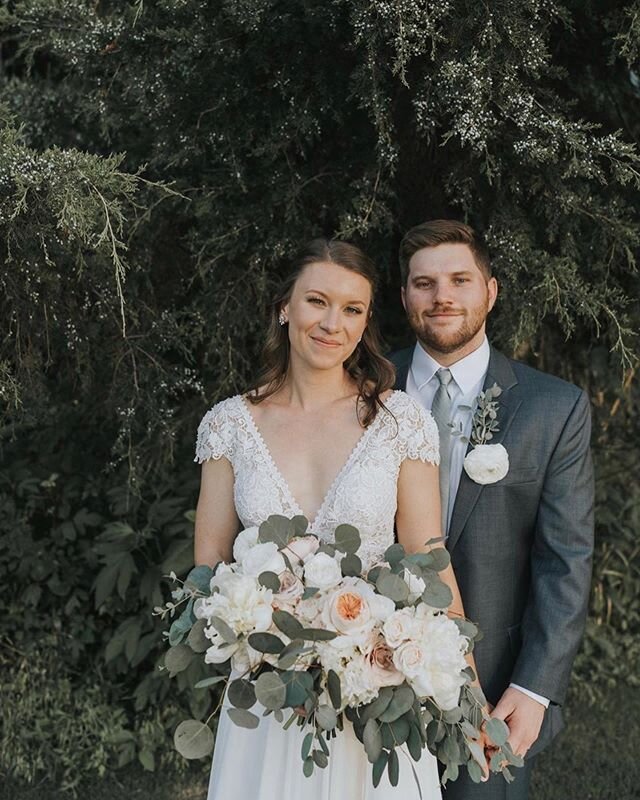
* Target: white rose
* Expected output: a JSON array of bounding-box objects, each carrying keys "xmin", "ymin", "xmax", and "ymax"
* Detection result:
[
  {"xmin": 199, "ymin": 573, "xmax": 273, "ymax": 635},
  {"xmin": 204, "ymin": 633, "xmax": 238, "ymax": 665},
  {"xmin": 382, "ymin": 608, "xmax": 420, "ymax": 648},
  {"xmin": 463, "ymin": 443, "xmax": 509, "ymax": 485},
  {"xmin": 303, "ymin": 552, "xmax": 343, "ymax": 590},
  {"xmin": 396, "ymin": 615, "xmax": 467, "ymax": 710},
  {"xmin": 232, "ymin": 526, "xmax": 259, "ymax": 563},
  {"xmin": 404, "ymin": 569, "xmax": 426, "ymax": 603},
  {"xmin": 240, "ymin": 541, "xmax": 286, "ymax": 578},
  {"xmin": 283, "ymin": 535, "xmax": 320, "ymax": 565}
]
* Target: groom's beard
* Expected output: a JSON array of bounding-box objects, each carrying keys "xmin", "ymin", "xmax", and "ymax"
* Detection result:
[{"xmin": 407, "ymin": 299, "xmax": 489, "ymax": 355}]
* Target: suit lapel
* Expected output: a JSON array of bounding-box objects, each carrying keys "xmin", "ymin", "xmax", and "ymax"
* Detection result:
[
  {"xmin": 390, "ymin": 346, "xmax": 413, "ymax": 391},
  {"xmin": 446, "ymin": 347, "xmax": 521, "ymax": 552}
]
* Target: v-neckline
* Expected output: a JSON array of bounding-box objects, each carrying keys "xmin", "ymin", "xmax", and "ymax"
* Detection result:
[{"xmin": 238, "ymin": 393, "xmax": 398, "ymax": 528}]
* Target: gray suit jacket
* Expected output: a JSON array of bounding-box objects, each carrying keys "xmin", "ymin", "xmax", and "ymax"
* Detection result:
[{"xmin": 390, "ymin": 345, "xmax": 594, "ymax": 756}]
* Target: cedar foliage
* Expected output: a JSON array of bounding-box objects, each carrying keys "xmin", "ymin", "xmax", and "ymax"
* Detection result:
[{"xmin": 0, "ymin": 0, "xmax": 639, "ymax": 789}]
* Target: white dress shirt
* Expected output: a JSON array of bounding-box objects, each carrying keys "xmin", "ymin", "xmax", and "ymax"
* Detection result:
[{"xmin": 406, "ymin": 337, "xmax": 549, "ymax": 709}]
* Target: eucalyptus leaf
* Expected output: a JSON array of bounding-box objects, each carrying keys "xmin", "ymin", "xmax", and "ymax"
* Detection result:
[
  {"xmin": 302, "ymin": 587, "xmax": 319, "ymax": 599},
  {"xmin": 291, "ymin": 515, "xmax": 309, "ymax": 536},
  {"xmin": 388, "ymin": 716, "xmax": 411, "ymax": 745},
  {"xmin": 194, "ymin": 675, "xmax": 228, "ymax": 689},
  {"xmin": 183, "ymin": 565, "xmax": 214, "ymax": 594},
  {"xmin": 303, "ymin": 756, "xmax": 314, "ymax": 777},
  {"xmin": 372, "ymin": 751, "xmax": 389, "ymax": 788},
  {"xmin": 227, "ymin": 708, "xmax": 260, "ymax": 729},
  {"xmin": 442, "ymin": 706, "xmax": 463, "ymax": 724},
  {"xmin": 258, "ymin": 571, "xmax": 281, "ymax": 592},
  {"xmin": 327, "ymin": 669, "xmax": 342, "ymax": 710},
  {"xmin": 384, "ymin": 543, "xmax": 405, "ymax": 566},
  {"xmin": 300, "ymin": 732, "xmax": 313, "ymax": 761},
  {"xmin": 421, "ymin": 579, "xmax": 453, "ymax": 608},
  {"xmin": 407, "ymin": 724, "xmax": 422, "ymax": 761},
  {"xmin": 210, "ymin": 615, "xmax": 237, "ymax": 643},
  {"xmin": 247, "ymin": 631, "xmax": 285, "ymax": 654},
  {"xmin": 485, "ymin": 717, "xmax": 509, "ymax": 746},
  {"xmin": 316, "ymin": 704, "xmax": 337, "ymax": 731},
  {"xmin": 466, "ymin": 758, "xmax": 484, "ymax": 783},
  {"xmin": 165, "ymin": 643, "xmax": 194, "ymax": 676},
  {"xmin": 378, "ymin": 686, "xmax": 415, "ymax": 722},
  {"xmin": 186, "ymin": 618, "xmax": 209, "ymax": 653},
  {"xmin": 340, "ymin": 552, "xmax": 362, "ymax": 577},
  {"xmin": 359, "ymin": 686, "xmax": 393, "ymax": 724},
  {"xmin": 302, "ymin": 627, "xmax": 338, "ymax": 641},
  {"xmin": 312, "ymin": 748, "xmax": 328, "ymax": 768},
  {"xmin": 255, "ymin": 672, "xmax": 286, "ymax": 710},
  {"xmin": 228, "ymin": 678, "xmax": 256, "ymax": 709},
  {"xmin": 363, "ymin": 718, "xmax": 383, "ymax": 763},
  {"xmin": 278, "ymin": 639, "xmax": 308, "ymax": 669},
  {"xmin": 427, "ymin": 547, "xmax": 451, "ymax": 571},
  {"xmin": 174, "ymin": 719, "xmax": 214, "ymax": 760},
  {"xmin": 273, "ymin": 609, "xmax": 304, "ymax": 639},
  {"xmin": 334, "ymin": 524, "xmax": 361, "ymax": 554},
  {"xmin": 259, "ymin": 515, "xmax": 293, "ymax": 547},
  {"xmin": 377, "ymin": 572, "xmax": 409, "ymax": 603},
  {"xmin": 282, "ymin": 670, "xmax": 314, "ymax": 707},
  {"xmin": 387, "ymin": 747, "xmax": 399, "ymax": 786}
]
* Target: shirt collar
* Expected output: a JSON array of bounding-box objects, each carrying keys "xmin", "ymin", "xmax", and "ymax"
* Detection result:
[{"xmin": 410, "ymin": 337, "xmax": 490, "ymax": 395}]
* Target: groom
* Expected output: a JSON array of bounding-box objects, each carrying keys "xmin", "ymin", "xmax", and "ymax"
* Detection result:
[{"xmin": 390, "ymin": 220, "xmax": 594, "ymax": 800}]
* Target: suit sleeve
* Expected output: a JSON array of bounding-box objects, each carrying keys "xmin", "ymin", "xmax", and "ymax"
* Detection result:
[{"xmin": 510, "ymin": 389, "xmax": 594, "ymax": 705}]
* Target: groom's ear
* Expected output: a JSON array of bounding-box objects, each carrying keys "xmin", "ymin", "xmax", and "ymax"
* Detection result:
[{"xmin": 487, "ymin": 277, "xmax": 498, "ymax": 312}]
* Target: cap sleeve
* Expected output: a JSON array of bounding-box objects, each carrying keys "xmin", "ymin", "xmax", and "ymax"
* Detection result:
[
  {"xmin": 396, "ymin": 393, "xmax": 440, "ymax": 466},
  {"xmin": 194, "ymin": 398, "xmax": 236, "ymax": 464}
]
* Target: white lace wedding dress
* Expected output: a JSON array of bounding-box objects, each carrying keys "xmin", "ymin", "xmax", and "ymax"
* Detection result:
[{"xmin": 195, "ymin": 390, "xmax": 442, "ymax": 800}]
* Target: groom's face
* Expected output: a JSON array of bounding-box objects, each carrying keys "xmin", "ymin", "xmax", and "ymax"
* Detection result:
[{"xmin": 401, "ymin": 243, "xmax": 497, "ymax": 359}]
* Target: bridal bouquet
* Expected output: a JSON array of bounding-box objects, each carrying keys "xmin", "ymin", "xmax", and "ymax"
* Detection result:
[{"xmin": 158, "ymin": 515, "xmax": 522, "ymax": 787}]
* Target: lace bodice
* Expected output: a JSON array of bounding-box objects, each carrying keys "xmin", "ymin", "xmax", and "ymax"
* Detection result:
[{"xmin": 194, "ymin": 391, "xmax": 439, "ymax": 568}]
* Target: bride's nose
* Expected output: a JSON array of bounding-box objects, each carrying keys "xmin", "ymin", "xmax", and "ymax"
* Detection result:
[{"xmin": 319, "ymin": 308, "xmax": 341, "ymax": 333}]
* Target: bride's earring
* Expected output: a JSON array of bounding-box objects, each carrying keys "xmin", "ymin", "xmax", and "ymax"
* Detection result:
[{"xmin": 278, "ymin": 311, "xmax": 287, "ymax": 326}]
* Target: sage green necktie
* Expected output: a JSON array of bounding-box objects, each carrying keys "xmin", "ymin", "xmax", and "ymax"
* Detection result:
[{"xmin": 431, "ymin": 368, "xmax": 454, "ymax": 535}]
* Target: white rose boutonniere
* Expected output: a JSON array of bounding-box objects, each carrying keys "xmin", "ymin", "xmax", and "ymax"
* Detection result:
[{"xmin": 455, "ymin": 383, "xmax": 509, "ymax": 485}]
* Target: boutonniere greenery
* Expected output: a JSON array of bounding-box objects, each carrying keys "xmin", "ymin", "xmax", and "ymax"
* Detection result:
[{"xmin": 452, "ymin": 383, "xmax": 510, "ymax": 485}]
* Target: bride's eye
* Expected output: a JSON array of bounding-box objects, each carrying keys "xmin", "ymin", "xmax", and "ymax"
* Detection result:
[
  {"xmin": 345, "ymin": 306, "xmax": 363, "ymax": 315},
  {"xmin": 308, "ymin": 296, "xmax": 325, "ymax": 305}
]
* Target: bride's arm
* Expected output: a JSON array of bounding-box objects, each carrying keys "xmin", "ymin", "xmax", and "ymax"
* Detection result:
[
  {"xmin": 396, "ymin": 458, "xmax": 466, "ymax": 619},
  {"xmin": 194, "ymin": 457, "xmax": 240, "ymax": 567}
]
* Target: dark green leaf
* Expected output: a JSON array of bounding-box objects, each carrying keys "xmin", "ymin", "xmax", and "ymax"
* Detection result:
[
  {"xmin": 327, "ymin": 669, "xmax": 342, "ymax": 710},
  {"xmin": 421, "ymin": 578, "xmax": 453, "ymax": 608},
  {"xmin": 273, "ymin": 609, "xmax": 304, "ymax": 639},
  {"xmin": 259, "ymin": 515, "xmax": 293, "ymax": 547},
  {"xmin": 316, "ymin": 704, "xmax": 337, "ymax": 731},
  {"xmin": 372, "ymin": 751, "xmax": 389, "ymax": 788},
  {"xmin": 377, "ymin": 572, "xmax": 409, "ymax": 603},
  {"xmin": 184, "ymin": 565, "xmax": 214, "ymax": 594},
  {"xmin": 227, "ymin": 708, "xmax": 260, "ymax": 729},
  {"xmin": 387, "ymin": 748, "xmax": 399, "ymax": 786},
  {"xmin": 340, "ymin": 552, "xmax": 362, "ymax": 577},
  {"xmin": 485, "ymin": 717, "xmax": 509, "ymax": 747},
  {"xmin": 334, "ymin": 524, "xmax": 361, "ymax": 554},
  {"xmin": 384, "ymin": 543, "xmax": 406, "ymax": 566},
  {"xmin": 364, "ymin": 718, "xmax": 383, "ymax": 763},
  {"xmin": 164, "ymin": 643, "xmax": 194, "ymax": 676},
  {"xmin": 312, "ymin": 749, "xmax": 328, "ymax": 768},
  {"xmin": 248, "ymin": 631, "xmax": 285, "ymax": 654},
  {"xmin": 186, "ymin": 618, "xmax": 209, "ymax": 653},
  {"xmin": 210, "ymin": 615, "xmax": 237, "ymax": 643},
  {"xmin": 302, "ymin": 627, "xmax": 338, "ymax": 641},
  {"xmin": 258, "ymin": 571, "xmax": 281, "ymax": 592},
  {"xmin": 228, "ymin": 678, "xmax": 256, "ymax": 709},
  {"xmin": 378, "ymin": 686, "xmax": 416, "ymax": 722},
  {"xmin": 194, "ymin": 675, "xmax": 228, "ymax": 689}
]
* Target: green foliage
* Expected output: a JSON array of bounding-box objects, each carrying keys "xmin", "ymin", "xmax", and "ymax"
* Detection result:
[
  {"xmin": 0, "ymin": 650, "xmax": 130, "ymax": 793},
  {"xmin": 0, "ymin": 0, "xmax": 639, "ymax": 792}
]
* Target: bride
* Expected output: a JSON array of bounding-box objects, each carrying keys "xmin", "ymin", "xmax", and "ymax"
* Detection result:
[{"xmin": 194, "ymin": 238, "xmax": 487, "ymax": 798}]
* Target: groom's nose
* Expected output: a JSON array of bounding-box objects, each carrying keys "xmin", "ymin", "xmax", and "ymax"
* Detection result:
[{"xmin": 432, "ymin": 281, "xmax": 453, "ymax": 304}]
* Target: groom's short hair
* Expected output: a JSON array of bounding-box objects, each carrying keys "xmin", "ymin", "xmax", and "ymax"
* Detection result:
[{"xmin": 399, "ymin": 220, "xmax": 491, "ymax": 285}]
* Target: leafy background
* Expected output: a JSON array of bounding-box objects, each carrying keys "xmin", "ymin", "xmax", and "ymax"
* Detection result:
[{"xmin": 0, "ymin": 0, "xmax": 638, "ymax": 795}]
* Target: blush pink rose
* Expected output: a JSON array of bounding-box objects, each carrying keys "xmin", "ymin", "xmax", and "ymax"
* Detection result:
[
  {"xmin": 284, "ymin": 535, "xmax": 320, "ymax": 565},
  {"xmin": 366, "ymin": 638, "xmax": 405, "ymax": 688}
]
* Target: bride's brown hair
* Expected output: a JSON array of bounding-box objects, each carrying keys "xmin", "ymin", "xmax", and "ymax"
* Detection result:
[{"xmin": 247, "ymin": 238, "xmax": 396, "ymax": 427}]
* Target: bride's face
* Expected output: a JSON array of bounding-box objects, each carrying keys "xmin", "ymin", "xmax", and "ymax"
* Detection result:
[{"xmin": 282, "ymin": 261, "xmax": 371, "ymax": 372}]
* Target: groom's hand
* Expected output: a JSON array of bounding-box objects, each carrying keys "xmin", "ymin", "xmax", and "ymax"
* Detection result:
[{"xmin": 490, "ymin": 686, "xmax": 545, "ymax": 757}]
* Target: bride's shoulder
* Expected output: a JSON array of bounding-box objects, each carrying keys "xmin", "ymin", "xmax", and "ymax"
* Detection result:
[
  {"xmin": 380, "ymin": 391, "xmax": 440, "ymax": 464},
  {"xmin": 194, "ymin": 395, "xmax": 244, "ymax": 464}
]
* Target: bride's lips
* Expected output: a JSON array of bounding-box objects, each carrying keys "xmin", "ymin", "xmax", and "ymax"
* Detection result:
[{"xmin": 310, "ymin": 336, "xmax": 341, "ymax": 347}]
